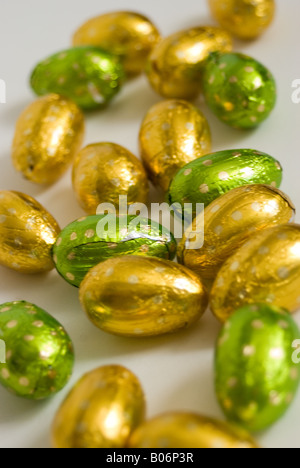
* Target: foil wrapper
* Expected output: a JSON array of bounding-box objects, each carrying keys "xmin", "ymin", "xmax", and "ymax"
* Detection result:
[
  {"xmin": 215, "ymin": 304, "xmax": 300, "ymax": 431},
  {"xmin": 79, "ymin": 256, "xmax": 208, "ymax": 337},
  {"xmin": 0, "ymin": 301, "xmax": 74, "ymax": 400}
]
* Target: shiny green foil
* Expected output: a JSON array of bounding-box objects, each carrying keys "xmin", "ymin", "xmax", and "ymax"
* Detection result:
[
  {"xmin": 30, "ymin": 46, "xmax": 125, "ymax": 110},
  {"xmin": 0, "ymin": 301, "xmax": 74, "ymax": 400},
  {"xmin": 53, "ymin": 215, "xmax": 177, "ymax": 288},
  {"xmin": 203, "ymin": 52, "xmax": 277, "ymax": 129},
  {"xmin": 215, "ymin": 304, "xmax": 300, "ymax": 432},
  {"xmin": 168, "ymin": 149, "xmax": 282, "ymax": 218}
]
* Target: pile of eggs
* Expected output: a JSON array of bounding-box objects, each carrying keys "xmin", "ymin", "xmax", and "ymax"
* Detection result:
[{"xmin": 2, "ymin": 0, "xmax": 299, "ymax": 449}]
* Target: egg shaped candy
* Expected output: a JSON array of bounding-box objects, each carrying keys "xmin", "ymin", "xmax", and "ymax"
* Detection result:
[
  {"xmin": 178, "ymin": 185, "xmax": 295, "ymax": 289},
  {"xmin": 12, "ymin": 94, "xmax": 84, "ymax": 185},
  {"xmin": 211, "ymin": 224, "xmax": 300, "ymax": 323},
  {"xmin": 52, "ymin": 365, "xmax": 145, "ymax": 448},
  {"xmin": 168, "ymin": 149, "xmax": 282, "ymax": 218},
  {"xmin": 203, "ymin": 52, "xmax": 277, "ymax": 129},
  {"xmin": 140, "ymin": 100, "xmax": 211, "ymax": 191},
  {"xmin": 128, "ymin": 412, "xmax": 258, "ymax": 448},
  {"xmin": 0, "ymin": 301, "xmax": 74, "ymax": 400},
  {"xmin": 53, "ymin": 215, "xmax": 177, "ymax": 287},
  {"xmin": 30, "ymin": 47, "xmax": 124, "ymax": 110},
  {"xmin": 72, "ymin": 143, "xmax": 149, "ymax": 214},
  {"xmin": 79, "ymin": 256, "xmax": 208, "ymax": 337},
  {"xmin": 0, "ymin": 191, "xmax": 60, "ymax": 274},
  {"xmin": 215, "ymin": 303, "xmax": 300, "ymax": 432},
  {"xmin": 73, "ymin": 11, "xmax": 161, "ymax": 77},
  {"xmin": 146, "ymin": 26, "xmax": 232, "ymax": 100},
  {"xmin": 208, "ymin": 0, "xmax": 275, "ymax": 41}
]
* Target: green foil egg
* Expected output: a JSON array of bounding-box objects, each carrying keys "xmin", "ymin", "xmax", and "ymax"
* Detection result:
[
  {"xmin": 215, "ymin": 303, "xmax": 300, "ymax": 432},
  {"xmin": 202, "ymin": 52, "xmax": 277, "ymax": 129},
  {"xmin": 30, "ymin": 46, "xmax": 124, "ymax": 110},
  {"xmin": 0, "ymin": 301, "xmax": 74, "ymax": 400},
  {"xmin": 168, "ymin": 149, "xmax": 282, "ymax": 218},
  {"xmin": 53, "ymin": 214, "xmax": 177, "ymax": 287}
]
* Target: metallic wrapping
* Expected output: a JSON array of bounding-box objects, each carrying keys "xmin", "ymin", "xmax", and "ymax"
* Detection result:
[
  {"xmin": 211, "ymin": 224, "xmax": 300, "ymax": 323},
  {"xmin": 128, "ymin": 412, "xmax": 258, "ymax": 448},
  {"xmin": 0, "ymin": 301, "xmax": 74, "ymax": 400},
  {"xmin": 53, "ymin": 215, "xmax": 177, "ymax": 288},
  {"xmin": 208, "ymin": 0, "xmax": 275, "ymax": 40},
  {"xmin": 72, "ymin": 142, "xmax": 149, "ymax": 214},
  {"xmin": 0, "ymin": 191, "xmax": 60, "ymax": 274},
  {"xmin": 146, "ymin": 26, "xmax": 232, "ymax": 100},
  {"xmin": 73, "ymin": 11, "xmax": 161, "ymax": 77},
  {"xmin": 52, "ymin": 365, "xmax": 146, "ymax": 448},
  {"xmin": 168, "ymin": 149, "xmax": 283, "ymax": 218},
  {"xmin": 215, "ymin": 304, "xmax": 300, "ymax": 431},
  {"xmin": 203, "ymin": 52, "xmax": 277, "ymax": 129},
  {"xmin": 178, "ymin": 185, "xmax": 295, "ymax": 290},
  {"xmin": 139, "ymin": 100, "xmax": 211, "ymax": 191},
  {"xmin": 12, "ymin": 94, "xmax": 84, "ymax": 185},
  {"xmin": 30, "ymin": 47, "xmax": 124, "ymax": 110},
  {"xmin": 79, "ymin": 256, "xmax": 208, "ymax": 338}
]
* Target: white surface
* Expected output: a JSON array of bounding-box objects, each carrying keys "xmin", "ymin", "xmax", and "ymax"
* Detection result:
[{"xmin": 0, "ymin": 0, "xmax": 300, "ymax": 449}]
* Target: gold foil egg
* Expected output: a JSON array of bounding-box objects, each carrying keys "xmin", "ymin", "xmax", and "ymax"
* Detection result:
[
  {"xmin": 0, "ymin": 191, "xmax": 60, "ymax": 273},
  {"xmin": 139, "ymin": 100, "xmax": 211, "ymax": 191},
  {"xmin": 128, "ymin": 412, "xmax": 258, "ymax": 448},
  {"xmin": 178, "ymin": 185, "xmax": 295, "ymax": 290},
  {"xmin": 73, "ymin": 11, "xmax": 161, "ymax": 77},
  {"xmin": 52, "ymin": 365, "xmax": 146, "ymax": 448},
  {"xmin": 12, "ymin": 94, "xmax": 85, "ymax": 185},
  {"xmin": 211, "ymin": 224, "xmax": 300, "ymax": 323},
  {"xmin": 79, "ymin": 256, "xmax": 208, "ymax": 337},
  {"xmin": 72, "ymin": 143, "xmax": 149, "ymax": 214},
  {"xmin": 208, "ymin": 0, "xmax": 276, "ymax": 41},
  {"xmin": 146, "ymin": 26, "xmax": 233, "ymax": 100}
]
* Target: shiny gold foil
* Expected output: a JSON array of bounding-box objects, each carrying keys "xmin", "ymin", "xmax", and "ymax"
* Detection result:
[
  {"xmin": 73, "ymin": 11, "xmax": 161, "ymax": 77},
  {"xmin": 211, "ymin": 224, "xmax": 300, "ymax": 323},
  {"xmin": 52, "ymin": 365, "xmax": 146, "ymax": 448},
  {"xmin": 208, "ymin": 0, "xmax": 275, "ymax": 40},
  {"xmin": 72, "ymin": 143, "xmax": 149, "ymax": 214},
  {"xmin": 128, "ymin": 412, "xmax": 258, "ymax": 448},
  {"xmin": 12, "ymin": 94, "xmax": 84, "ymax": 185},
  {"xmin": 79, "ymin": 256, "xmax": 208, "ymax": 337},
  {"xmin": 139, "ymin": 100, "xmax": 211, "ymax": 191},
  {"xmin": 178, "ymin": 185, "xmax": 295, "ymax": 290},
  {"xmin": 146, "ymin": 26, "xmax": 232, "ymax": 100},
  {"xmin": 0, "ymin": 191, "xmax": 60, "ymax": 273}
]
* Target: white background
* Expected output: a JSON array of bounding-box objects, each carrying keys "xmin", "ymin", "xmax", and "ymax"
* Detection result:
[{"xmin": 0, "ymin": 0, "xmax": 300, "ymax": 449}]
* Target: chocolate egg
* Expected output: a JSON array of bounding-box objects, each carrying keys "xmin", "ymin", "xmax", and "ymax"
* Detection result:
[
  {"xmin": 0, "ymin": 191, "xmax": 60, "ymax": 274},
  {"xmin": 146, "ymin": 26, "xmax": 232, "ymax": 100},
  {"xmin": 12, "ymin": 94, "xmax": 84, "ymax": 185},
  {"xmin": 208, "ymin": 0, "xmax": 275, "ymax": 40},
  {"xmin": 79, "ymin": 256, "xmax": 208, "ymax": 337},
  {"xmin": 178, "ymin": 185, "xmax": 295, "ymax": 289},
  {"xmin": 30, "ymin": 47, "xmax": 124, "ymax": 110},
  {"xmin": 52, "ymin": 365, "xmax": 145, "ymax": 448},
  {"xmin": 128, "ymin": 412, "xmax": 258, "ymax": 448},
  {"xmin": 168, "ymin": 149, "xmax": 282, "ymax": 218},
  {"xmin": 72, "ymin": 143, "xmax": 149, "ymax": 214},
  {"xmin": 0, "ymin": 301, "xmax": 74, "ymax": 400},
  {"xmin": 203, "ymin": 52, "xmax": 277, "ymax": 129},
  {"xmin": 211, "ymin": 224, "xmax": 300, "ymax": 323},
  {"xmin": 73, "ymin": 11, "xmax": 161, "ymax": 77},
  {"xmin": 53, "ymin": 215, "xmax": 177, "ymax": 287},
  {"xmin": 140, "ymin": 100, "xmax": 211, "ymax": 191},
  {"xmin": 215, "ymin": 304, "xmax": 300, "ymax": 431}
]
